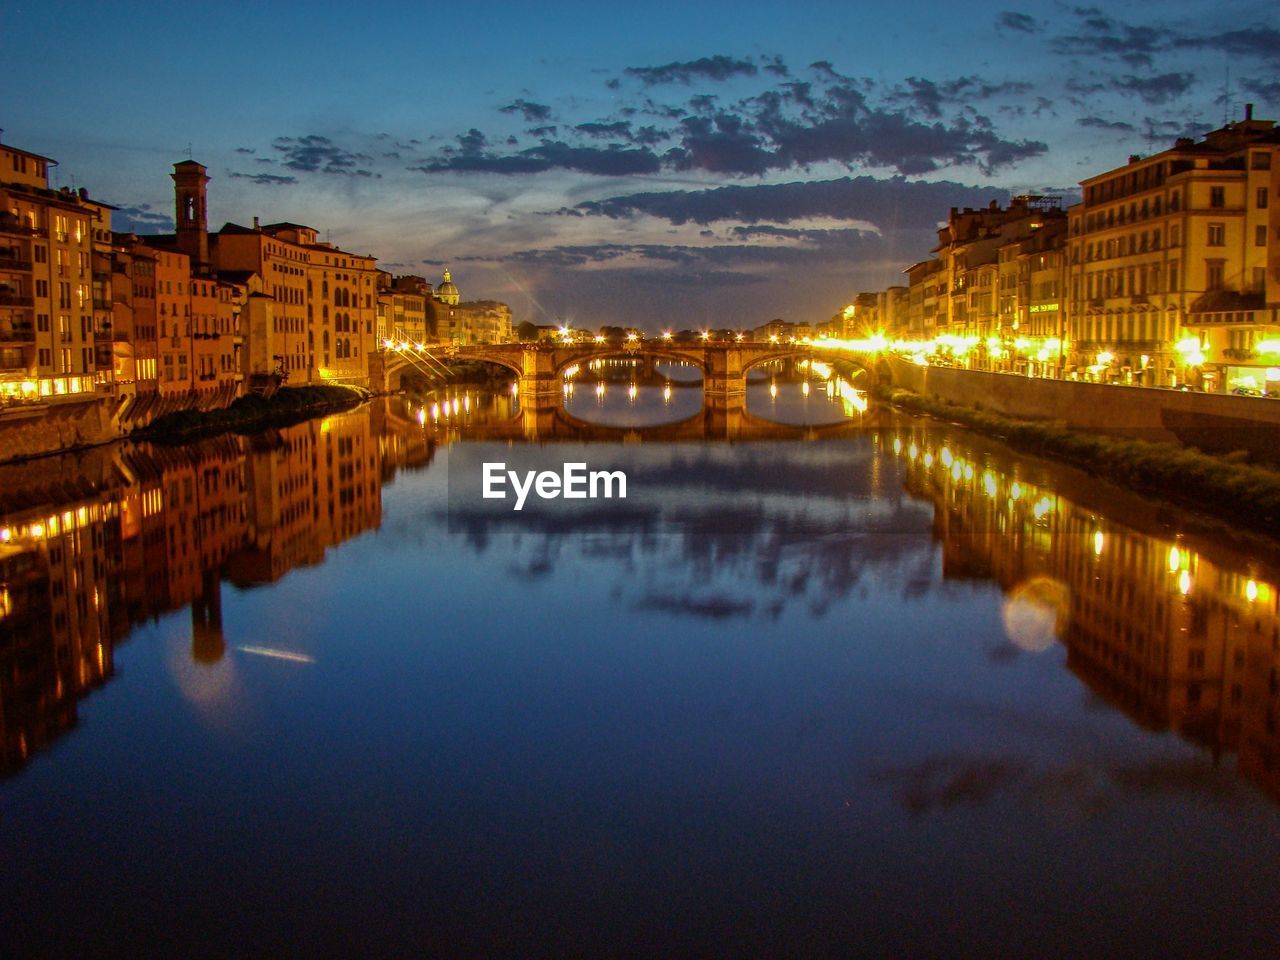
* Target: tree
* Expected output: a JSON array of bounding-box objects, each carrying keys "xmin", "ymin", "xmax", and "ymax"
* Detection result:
[{"xmin": 516, "ymin": 320, "xmax": 539, "ymax": 342}]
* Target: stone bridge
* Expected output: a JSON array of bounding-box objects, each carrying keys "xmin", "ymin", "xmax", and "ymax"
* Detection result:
[{"xmin": 378, "ymin": 341, "xmax": 878, "ymax": 406}]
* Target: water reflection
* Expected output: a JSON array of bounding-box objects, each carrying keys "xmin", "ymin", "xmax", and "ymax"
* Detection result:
[
  {"xmin": 0, "ymin": 405, "xmax": 426, "ymax": 774},
  {"xmin": 7, "ymin": 394, "xmax": 1276, "ymax": 803},
  {"xmin": 7, "ymin": 391, "xmax": 1280, "ymax": 953},
  {"xmin": 562, "ymin": 357, "xmax": 703, "ymax": 427},
  {"xmin": 746, "ymin": 359, "xmax": 868, "ymax": 425},
  {"xmin": 887, "ymin": 421, "xmax": 1280, "ymax": 798}
]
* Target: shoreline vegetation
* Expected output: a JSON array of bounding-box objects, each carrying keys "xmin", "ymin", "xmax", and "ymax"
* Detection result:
[
  {"xmin": 134, "ymin": 384, "xmax": 373, "ymax": 444},
  {"xmin": 876, "ymin": 384, "xmax": 1280, "ymax": 539}
]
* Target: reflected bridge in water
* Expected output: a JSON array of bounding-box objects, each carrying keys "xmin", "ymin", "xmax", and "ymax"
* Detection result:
[
  {"xmin": 404, "ymin": 394, "xmax": 893, "ymax": 443},
  {"xmin": 380, "ymin": 340, "xmax": 880, "ymax": 406}
]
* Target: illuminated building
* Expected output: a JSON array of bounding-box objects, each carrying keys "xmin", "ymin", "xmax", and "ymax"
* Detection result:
[
  {"xmin": 376, "ymin": 273, "xmax": 431, "ymax": 345},
  {"xmin": 107, "ymin": 235, "xmax": 159, "ymax": 406},
  {"xmin": 1001, "ymin": 218, "xmax": 1069, "ymax": 376},
  {"xmin": 140, "ymin": 161, "xmax": 377, "ymax": 390},
  {"xmin": 435, "ymin": 267, "xmax": 460, "ymax": 306},
  {"xmin": 904, "ymin": 258, "xmax": 945, "ymax": 342},
  {"xmin": 427, "ymin": 271, "xmax": 514, "ymax": 345},
  {"xmin": 934, "ymin": 196, "xmax": 1066, "ymax": 367},
  {"xmin": 0, "ymin": 139, "xmax": 111, "ymax": 403},
  {"xmin": 1065, "ymin": 106, "xmax": 1280, "ymax": 390}
]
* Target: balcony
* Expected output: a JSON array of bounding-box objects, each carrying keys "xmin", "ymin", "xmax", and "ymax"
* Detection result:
[
  {"xmin": 0, "ymin": 322, "xmax": 35, "ymax": 343},
  {"xmin": 0, "ymin": 292, "xmax": 34, "ymax": 308},
  {"xmin": 0, "ymin": 216, "xmax": 45, "ymax": 239},
  {"xmin": 93, "ymin": 298, "xmax": 113, "ymax": 311},
  {"xmin": 0, "ymin": 256, "xmax": 33, "ymax": 272}
]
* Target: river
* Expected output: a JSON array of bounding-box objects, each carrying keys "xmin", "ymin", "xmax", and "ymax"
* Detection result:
[{"xmin": 2, "ymin": 362, "xmax": 1280, "ymax": 957}]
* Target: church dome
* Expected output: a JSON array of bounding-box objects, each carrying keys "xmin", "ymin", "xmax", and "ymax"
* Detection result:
[{"xmin": 436, "ymin": 268, "xmax": 460, "ymax": 305}]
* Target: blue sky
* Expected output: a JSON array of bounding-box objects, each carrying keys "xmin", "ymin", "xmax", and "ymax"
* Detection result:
[{"xmin": 6, "ymin": 0, "xmax": 1278, "ymax": 328}]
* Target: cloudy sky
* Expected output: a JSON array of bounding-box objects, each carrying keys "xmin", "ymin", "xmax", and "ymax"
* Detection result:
[{"xmin": 6, "ymin": 0, "xmax": 1278, "ymax": 329}]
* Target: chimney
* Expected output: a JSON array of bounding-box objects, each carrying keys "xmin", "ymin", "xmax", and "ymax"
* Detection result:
[
  {"xmin": 253, "ymin": 216, "xmax": 260, "ymax": 230},
  {"xmin": 1245, "ymin": 102, "xmax": 1254, "ymax": 121}
]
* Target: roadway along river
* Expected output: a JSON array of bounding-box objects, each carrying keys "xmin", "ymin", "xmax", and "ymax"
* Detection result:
[{"xmin": 3, "ymin": 366, "xmax": 1280, "ymax": 957}]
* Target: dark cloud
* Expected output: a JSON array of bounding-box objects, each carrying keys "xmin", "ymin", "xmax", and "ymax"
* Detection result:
[
  {"xmin": 996, "ymin": 11, "xmax": 1039, "ymax": 33},
  {"xmin": 228, "ymin": 171, "xmax": 299, "ymax": 186},
  {"xmin": 527, "ymin": 125, "xmax": 558, "ymax": 138},
  {"xmin": 629, "ymin": 125, "xmax": 669, "ymax": 146},
  {"xmin": 624, "ymin": 54, "xmax": 759, "ymax": 86},
  {"xmin": 112, "ymin": 204, "xmax": 173, "ymax": 233},
  {"xmin": 234, "ymin": 146, "xmax": 256, "ymax": 154},
  {"xmin": 527, "ymin": 142, "xmax": 662, "ymax": 176},
  {"xmin": 666, "ymin": 113, "xmax": 773, "ymax": 175},
  {"xmin": 412, "ymin": 135, "xmax": 661, "ymax": 176},
  {"xmin": 415, "ymin": 60, "xmax": 1040, "ymax": 181},
  {"xmin": 499, "ymin": 99, "xmax": 552, "ymax": 122},
  {"xmin": 1053, "ymin": 12, "xmax": 1280, "ymax": 71},
  {"xmin": 1241, "ymin": 78, "xmax": 1280, "ymax": 103},
  {"xmin": 760, "ymin": 54, "xmax": 790, "ymax": 78},
  {"xmin": 567, "ymin": 176, "xmax": 1008, "ymax": 230},
  {"xmin": 755, "ymin": 108, "xmax": 1045, "ymax": 176},
  {"xmin": 1052, "ymin": 11, "xmax": 1170, "ymax": 68},
  {"xmin": 575, "ymin": 121, "xmax": 632, "ymax": 138},
  {"xmin": 271, "ymin": 134, "xmax": 374, "ymax": 175},
  {"xmin": 1110, "ymin": 72, "xmax": 1194, "ymax": 105},
  {"xmin": 1076, "ymin": 116, "xmax": 1136, "ymax": 132},
  {"xmin": 889, "ymin": 76, "xmax": 1034, "ymax": 119}
]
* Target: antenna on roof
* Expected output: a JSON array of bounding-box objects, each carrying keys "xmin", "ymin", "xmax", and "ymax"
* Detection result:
[
  {"xmin": 1223, "ymin": 64, "xmax": 1232, "ymax": 126},
  {"xmin": 186, "ymin": 141, "xmax": 193, "ymax": 160}
]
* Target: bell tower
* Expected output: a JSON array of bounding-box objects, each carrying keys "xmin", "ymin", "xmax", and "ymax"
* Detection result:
[{"xmin": 172, "ymin": 159, "xmax": 210, "ymax": 268}]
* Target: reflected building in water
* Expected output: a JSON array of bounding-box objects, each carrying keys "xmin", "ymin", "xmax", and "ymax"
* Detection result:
[
  {"xmin": 888, "ymin": 424, "xmax": 1280, "ymax": 801},
  {"xmin": 6, "ymin": 396, "xmax": 1280, "ymax": 807},
  {"xmin": 0, "ymin": 408, "xmax": 410, "ymax": 775}
]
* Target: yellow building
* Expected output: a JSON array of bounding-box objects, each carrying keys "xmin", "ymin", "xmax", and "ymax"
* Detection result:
[
  {"xmin": 210, "ymin": 220, "xmax": 378, "ymax": 388},
  {"xmin": 0, "ymin": 141, "xmax": 112, "ymax": 403},
  {"xmin": 904, "ymin": 258, "xmax": 944, "ymax": 342},
  {"xmin": 376, "ymin": 273, "xmax": 431, "ymax": 346},
  {"xmin": 426, "ymin": 267, "xmax": 512, "ymax": 345},
  {"xmin": 1066, "ymin": 108, "xmax": 1280, "ymax": 391},
  {"xmin": 933, "ymin": 196, "xmax": 1065, "ymax": 367}
]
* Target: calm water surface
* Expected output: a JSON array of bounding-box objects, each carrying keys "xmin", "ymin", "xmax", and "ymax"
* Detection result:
[{"xmin": 3, "ymin": 372, "xmax": 1280, "ymax": 958}]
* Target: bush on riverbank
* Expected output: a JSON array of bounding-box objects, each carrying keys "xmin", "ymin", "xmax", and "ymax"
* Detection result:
[
  {"xmin": 136, "ymin": 384, "xmax": 371, "ymax": 442},
  {"xmin": 876, "ymin": 385, "xmax": 1280, "ymax": 537}
]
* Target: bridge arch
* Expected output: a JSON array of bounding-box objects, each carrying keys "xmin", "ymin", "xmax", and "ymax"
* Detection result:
[
  {"xmin": 553, "ymin": 347, "xmax": 709, "ymax": 378},
  {"xmin": 739, "ymin": 348, "xmax": 876, "ymax": 384}
]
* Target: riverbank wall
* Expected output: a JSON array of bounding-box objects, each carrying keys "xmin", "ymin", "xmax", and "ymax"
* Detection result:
[
  {"xmin": 0, "ymin": 386, "xmax": 369, "ymax": 464},
  {"xmin": 0, "ymin": 396, "xmax": 119, "ymax": 463},
  {"xmin": 884, "ymin": 356, "xmax": 1280, "ymax": 458}
]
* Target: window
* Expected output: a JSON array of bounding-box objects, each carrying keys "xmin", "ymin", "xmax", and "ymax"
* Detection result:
[
  {"xmin": 1206, "ymin": 260, "xmax": 1224, "ymax": 290},
  {"xmin": 1169, "ymin": 262, "xmax": 1179, "ymax": 291},
  {"xmin": 1208, "ymin": 223, "xmax": 1225, "ymax": 246},
  {"xmin": 1210, "ymin": 186, "xmax": 1225, "ymax": 208},
  {"xmin": 1253, "ymin": 151, "xmax": 1273, "ymax": 170},
  {"xmin": 1259, "ymin": 225, "xmax": 1269, "ymax": 247},
  {"xmin": 1255, "ymin": 268, "xmax": 1267, "ymax": 293},
  {"xmin": 1260, "ymin": 187, "xmax": 1270, "ymax": 209}
]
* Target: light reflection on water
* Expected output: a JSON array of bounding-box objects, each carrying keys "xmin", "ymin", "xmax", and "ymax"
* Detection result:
[
  {"xmin": 556, "ymin": 356, "xmax": 870, "ymax": 428},
  {"xmin": 2, "ymin": 394, "xmax": 1280, "ymax": 957}
]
